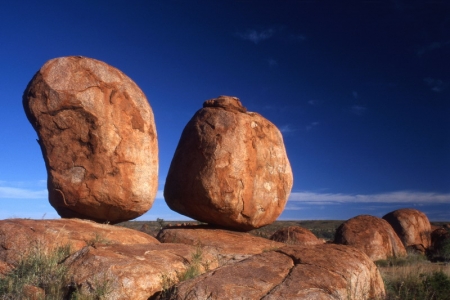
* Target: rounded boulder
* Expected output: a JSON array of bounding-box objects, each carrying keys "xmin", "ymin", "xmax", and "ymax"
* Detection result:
[
  {"xmin": 23, "ymin": 56, "xmax": 158, "ymax": 223},
  {"xmin": 164, "ymin": 96, "xmax": 293, "ymax": 231}
]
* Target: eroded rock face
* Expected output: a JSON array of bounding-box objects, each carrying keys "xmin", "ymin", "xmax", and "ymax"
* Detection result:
[
  {"xmin": 164, "ymin": 96, "xmax": 293, "ymax": 231},
  {"xmin": 157, "ymin": 225, "xmax": 285, "ymax": 265},
  {"xmin": 163, "ymin": 244, "xmax": 385, "ymax": 300},
  {"xmin": 23, "ymin": 56, "xmax": 158, "ymax": 223},
  {"xmin": 270, "ymin": 226, "xmax": 324, "ymax": 246},
  {"xmin": 66, "ymin": 243, "xmax": 219, "ymax": 300},
  {"xmin": 382, "ymin": 208, "xmax": 432, "ymax": 253},
  {"xmin": 0, "ymin": 218, "xmax": 158, "ymax": 266},
  {"xmin": 334, "ymin": 215, "xmax": 407, "ymax": 261}
]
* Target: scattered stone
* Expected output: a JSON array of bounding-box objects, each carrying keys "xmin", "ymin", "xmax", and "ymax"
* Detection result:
[
  {"xmin": 382, "ymin": 208, "xmax": 432, "ymax": 254},
  {"xmin": 162, "ymin": 244, "xmax": 385, "ymax": 300},
  {"xmin": 164, "ymin": 96, "xmax": 293, "ymax": 231},
  {"xmin": 334, "ymin": 215, "xmax": 407, "ymax": 261},
  {"xmin": 157, "ymin": 225, "xmax": 285, "ymax": 265},
  {"xmin": 0, "ymin": 218, "xmax": 158, "ymax": 265},
  {"xmin": 269, "ymin": 226, "xmax": 324, "ymax": 246},
  {"xmin": 23, "ymin": 56, "xmax": 158, "ymax": 224}
]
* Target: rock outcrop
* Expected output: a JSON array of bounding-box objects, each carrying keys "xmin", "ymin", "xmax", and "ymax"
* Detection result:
[
  {"xmin": 160, "ymin": 244, "xmax": 385, "ymax": 300},
  {"xmin": 333, "ymin": 215, "xmax": 407, "ymax": 261},
  {"xmin": 164, "ymin": 96, "xmax": 293, "ymax": 231},
  {"xmin": 157, "ymin": 225, "xmax": 285, "ymax": 265},
  {"xmin": 0, "ymin": 218, "xmax": 158, "ymax": 266},
  {"xmin": 23, "ymin": 56, "xmax": 158, "ymax": 224},
  {"xmin": 269, "ymin": 225, "xmax": 324, "ymax": 245},
  {"xmin": 66, "ymin": 243, "xmax": 219, "ymax": 300},
  {"xmin": 382, "ymin": 208, "xmax": 432, "ymax": 254}
]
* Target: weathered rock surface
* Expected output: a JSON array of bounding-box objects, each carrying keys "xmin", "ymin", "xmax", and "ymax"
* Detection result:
[
  {"xmin": 270, "ymin": 226, "xmax": 324, "ymax": 246},
  {"xmin": 162, "ymin": 244, "xmax": 385, "ymax": 300},
  {"xmin": 0, "ymin": 218, "xmax": 158, "ymax": 266},
  {"xmin": 430, "ymin": 226, "xmax": 450, "ymax": 260},
  {"xmin": 383, "ymin": 208, "xmax": 432, "ymax": 253},
  {"xmin": 23, "ymin": 56, "xmax": 158, "ymax": 223},
  {"xmin": 157, "ymin": 225, "xmax": 284, "ymax": 265},
  {"xmin": 66, "ymin": 243, "xmax": 219, "ymax": 300},
  {"xmin": 334, "ymin": 215, "xmax": 407, "ymax": 261},
  {"xmin": 164, "ymin": 96, "xmax": 293, "ymax": 231}
]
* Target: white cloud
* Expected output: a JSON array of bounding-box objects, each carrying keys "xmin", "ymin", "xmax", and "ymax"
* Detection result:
[
  {"xmin": 237, "ymin": 28, "xmax": 275, "ymax": 44},
  {"xmin": 0, "ymin": 186, "xmax": 47, "ymax": 199},
  {"xmin": 287, "ymin": 191, "xmax": 450, "ymax": 205}
]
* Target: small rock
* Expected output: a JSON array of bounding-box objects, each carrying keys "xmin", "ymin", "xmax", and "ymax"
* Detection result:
[{"xmin": 270, "ymin": 226, "xmax": 324, "ymax": 246}]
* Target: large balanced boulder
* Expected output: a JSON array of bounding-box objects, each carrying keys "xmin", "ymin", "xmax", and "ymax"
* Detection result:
[
  {"xmin": 161, "ymin": 244, "xmax": 385, "ymax": 300},
  {"xmin": 164, "ymin": 96, "xmax": 293, "ymax": 231},
  {"xmin": 270, "ymin": 226, "xmax": 324, "ymax": 246},
  {"xmin": 334, "ymin": 215, "xmax": 407, "ymax": 261},
  {"xmin": 382, "ymin": 208, "xmax": 432, "ymax": 254},
  {"xmin": 23, "ymin": 56, "xmax": 158, "ymax": 223}
]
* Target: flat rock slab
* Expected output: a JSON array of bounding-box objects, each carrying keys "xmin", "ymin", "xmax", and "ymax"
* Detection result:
[
  {"xmin": 334, "ymin": 215, "xmax": 407, "ymax": 261},
  {"xmin": 66, "ymin": 243, "xmax": 219, "ymax": 300},
  {"xmin": 157, "ymin": 225, "xmax": 285, "ymax": 265},
  {"xmin": 23, "ymin": 56, "xmax": 158, "ymax": 223},
  {"xmin": 164, "ymin": 96, "xmax": 293, "ymax": 231},
  {"xmin": 162, "ymin": 244, "xmax": 385, "ymax": 300},
  {"xmin": 0, "ymin": 218, "xmax": 158, "ymax": 266}
]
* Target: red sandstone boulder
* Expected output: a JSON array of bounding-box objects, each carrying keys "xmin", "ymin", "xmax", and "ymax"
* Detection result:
[
  {"xmin": 23, "ymin": 56, "xmax": 158, "ymax": 224},
  {"xmin": 157, "ymin": 225, "xmax": 284, "ymax": 265},
  {"xmin": 269, "ymin": 226, "xmax": 324, "ymax": 245},
  {"xmin": 164, "ymin": 96, "xmax": 293, "ymax": 231},
  {"xmin": 0, "ymin": 218, "xmax": 158, "ymax": 266},
  {"xmin": 66, "ymin": 243, "xmax": 219, "ymax": 299},
  {"xmin": 162, "ymin": 244, "xmax": 385, "ymax": 300},
  {"xmin": 382, "ymin": 208, "xmax": 432, "ymax": 253},
  {"xmin": 334, "ymin": 215, "xmax": 407, "ymax": 261}
]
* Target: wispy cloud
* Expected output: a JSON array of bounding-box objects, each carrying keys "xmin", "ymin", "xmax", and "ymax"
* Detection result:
[
  {"xmin": 0, "ymin": 187, "xmax": 47, "ymax": 199},
  {"xmin": 289, "ymin": 34, "xmax": 306, "ymax": 42},
  {"xmin": 287, "ymin": 191, "xmax": 450, "ymax": 206},
  {"xmin": 417, "ymin": 41, "xmax": 450, "ymax": 56},
  {"xmin": 424, "ymin": 77, "xmax": 449, "ymax": 93},
  {"xmin": 267, "ymin": 58, "xmax": 278, "ymax": 67},
  {"xmin": 308, "ymin": 99, "xmax": 323, "ymax": 106},
  {"xmin": 352, "ymin": 91, "xmax": 358, "ymax": 99},
  {"xmin": 236, "ymin": 28, "xmax": 276, "ymax": 44},
  {"xmin": 350, "ymin": 105, "xmax": 367, "ymax": 116},
  {"xmin": 306, "ymin": 121, "xmax": 319, "ymax": 131},
  {"xmin": 279, "ymin": 124, "xmax": 297, "ymax": 134}
]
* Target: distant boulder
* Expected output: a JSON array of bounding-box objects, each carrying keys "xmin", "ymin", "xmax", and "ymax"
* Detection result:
[
  {"xmin": 382, "ymin": 208, "xmax": 432, "ymax": 254},
  {"xmin": 23, "ymin": 56, "xmax": 158, "ymax": 223},
  {"xmin": 270, "ymin": 226, "xmax": 324, "ymax": 246},
  {"xmin": 164, "ymin": 96, "xmax": 293, "ymax": 231},
  {"xmin": 334, "ymin": 215, "xmax": 407, "ymax": 261}
]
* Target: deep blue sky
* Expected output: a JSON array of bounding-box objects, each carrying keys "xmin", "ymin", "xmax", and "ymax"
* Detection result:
[{"xmin": 1, "ymin": 1, "xmax": 449, "ymax": 221}]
